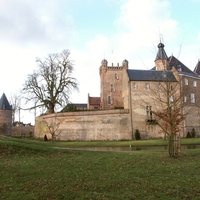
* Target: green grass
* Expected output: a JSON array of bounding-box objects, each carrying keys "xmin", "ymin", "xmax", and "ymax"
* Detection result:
[
  {"xmin": 1, "ymin": 137, "xmax": 200, "ymax": 199},
  {"xmin": 4, "ymin": 135, "xmax": 200, "ymax": 148}
]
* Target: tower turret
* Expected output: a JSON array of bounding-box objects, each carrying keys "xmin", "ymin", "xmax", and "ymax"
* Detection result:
[
  {"xmin": 122, "ymin": 59, "xmax": 129, "ymax": 69},
  {"xmin": 155, "ymin": 43, "xmax": 169, "ymax": 70},
  {"xmin": 0, "ymin": 93, "xmax": 12, "ymax": 135},
  {"xmin": 99, "ymin": 59, "xmax": 108, "ymax": 75}
]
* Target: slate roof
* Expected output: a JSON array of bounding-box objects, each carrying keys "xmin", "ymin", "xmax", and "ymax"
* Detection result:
[
  {"xmin": 0, "ymin": 93, "xmax": 12, "ymax": 110},
  {"xmin": 127, "ymin": 70, "xmax": 177, "ymax": 82},
  {"xmin": 72, "ymin": 103, "xmax": 87, "ymax": 108},
  {"xmin": 155, "ymin": 43, "xmax": 168, "ymax": 61},
  {"xmin": 61, "ymin": 103, "xmax": 87, "ymax": 112},
  {"xmin": 168, "ymin": 56, "xmax": 194, "ymax": 74},
  {"xmin": 193, "ymin": 60, "xmax": 200, "ymax": 75},
  {"xmin": 178, "ymin": 71, "xmax": 200, "ymax": 79},
  {"xmin": 89, "ymin": 97, "xmax": 101, "ymax": 105}
]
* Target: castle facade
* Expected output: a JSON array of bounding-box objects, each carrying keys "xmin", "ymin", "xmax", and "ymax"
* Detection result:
[{"xmin": 35, "ymin": 43, "xmax": 200, "ymax": 140}]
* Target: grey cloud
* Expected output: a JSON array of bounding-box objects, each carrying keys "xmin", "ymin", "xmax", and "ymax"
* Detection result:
[{"xmin": 0, "ymin": 0, "xmax": 74, "ymax": 48}]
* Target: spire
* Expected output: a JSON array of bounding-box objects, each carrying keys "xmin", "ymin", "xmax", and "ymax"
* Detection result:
[
  {"xmin": 155, "ymin": 43, "xmax": 168, "ymax": 61},
  {"xmin": 0, "ymin": 93, "xmax": 12, "ymax": 110}
]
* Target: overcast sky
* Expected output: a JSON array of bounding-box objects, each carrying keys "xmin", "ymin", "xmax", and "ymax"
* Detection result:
[{"xmin": 1, "ymin": 0, "xmax": 200, "ymax": 124}]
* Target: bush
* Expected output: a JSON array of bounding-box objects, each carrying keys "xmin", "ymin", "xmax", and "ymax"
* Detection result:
[
  {"xmin": 186, "ymin": 132, "xmax": 191, "ymax": 138},
  {"xmin": 135, "ymin": 129, "xmax": 141, "ymax": 140},
  {"xmin": 191, "ymin": 128, "xmax": 196, "ymax": 138}
]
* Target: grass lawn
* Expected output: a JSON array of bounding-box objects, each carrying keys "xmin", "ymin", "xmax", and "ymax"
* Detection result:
[{"xmin": 1, "ymin": 136, "xmax": 200, "ymax": 199}]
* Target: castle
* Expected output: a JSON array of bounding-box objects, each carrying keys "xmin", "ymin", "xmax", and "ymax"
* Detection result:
[
  {"xmin": 35, "ymin": 43, "xmax": 200, "ymax": 140},
  {"xmin": 97, "ymin": 43, "xmax": 200, "ymax": 138}
]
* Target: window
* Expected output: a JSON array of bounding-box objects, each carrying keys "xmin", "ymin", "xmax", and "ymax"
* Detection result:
[
  {"xmin": 184, "ymin": 96, "xmax": 187, "ymax": 103},
  {"xmin": 110, "ymin": 84, "xmax": 114, "ymax": 92},
  {"xmin": 170, "ymin": 96, "xmax": 173, "ymax": 102},
  {"xmin": 146, "ymin": 106, "xmax": 152, "ymax": 120},
  {"xmin": 133, "ymin": 83, "xmax": 137, "ymax": 90},
  {"xmin": 184, "ymin": 78, "xmax": 188, "ymax": 85},
  {"xmin": 193, "ymin": 81, "xmax": 197, "ymax": 87},
  {"xmin": 191, "ymin": 93, "xmax": 195, "ymax": 103},
  {"xmin": 115, "ymin": 74, "xmax": 119, "ymax": 80},
  {"xmin": 108, "ymin": 96, "xmax": 111, "ymax": 105},
  {"xmin": 158, "ymin": 83, "xmax": 161, "ymax": 91},
  {"xmin": 146, "ymin": 83, "xmax": 150, "ymax": 90}
]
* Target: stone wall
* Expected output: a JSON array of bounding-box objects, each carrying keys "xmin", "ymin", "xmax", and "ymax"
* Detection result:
[
  {"xmin": 11, "ymin": 126, "xmax": 35, "ymax": 137},
  {"xmin": 34, "ymin": 109, "xmax": 132, "ymax": 141},
  {"xmin": 0, "ymin": 110, "xmax": 12, "ymax": 135}
]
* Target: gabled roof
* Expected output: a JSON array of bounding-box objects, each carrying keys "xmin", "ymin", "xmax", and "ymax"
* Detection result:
[
  {"xmin": 0, "ymin": 93, "xmax": 12, "ymax": 110},
  {"xmin": 168, "ymin": 56, "xmax": 194, "ymax": 74},
  {"xmin": 127, "ymin": 69, "xmax": 177, "ymax": 82},
  {"xmin": 89, "ymin": 97, "xmax": 101, "ymax": 105},
  {"xmin": 193, "ymin": 60, "xmax": 200, "ymax": 75}
]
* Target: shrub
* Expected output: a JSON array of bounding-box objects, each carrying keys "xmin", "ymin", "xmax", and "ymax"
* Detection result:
[
  {"xmin": 191, "ymin": 128, "xmax": 196, "ymax": 138},
  {"xmin": 186, "ymin": 132, "xmax": 191, "ymax": 138},
  {"xmin": 135, "ymin": 129, "xmax": 141, "ymax": 140}
]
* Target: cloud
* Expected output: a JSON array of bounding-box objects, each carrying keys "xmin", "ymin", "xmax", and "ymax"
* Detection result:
[
  {"xmin": 69, "ymin": 0, "xmax": 191, "ymax": 105},
  {"xmin": 115, "ymin": 0, "xmax": 180, "ymax": 50},
  {"xmin": 1, "ymin": 0, "xmax": 199, "ymax": 124},
  {"xmin": 0, "ymin": 0, "xmax": 74, "ymax": 49}
]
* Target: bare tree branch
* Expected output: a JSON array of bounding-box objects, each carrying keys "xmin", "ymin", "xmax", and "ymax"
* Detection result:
[{"xmin": 22, "ymin": 49, "xmax": 79, "ymax": 114}]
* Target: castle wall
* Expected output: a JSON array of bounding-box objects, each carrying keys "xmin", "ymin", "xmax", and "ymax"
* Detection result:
[
  {"xmin": 100, "ymin": 67, "xmax": 124, "ymax": 109},
  {"xmin": 100, "ymin": 61, "xmax": 127, "ymax": 109},
  {"xmin": 0, "ymin": 110, "xmax": 12, "ymax": 135},
  {"xmin": 34, "ymin": 109, "xmax": 132, "ymax": 141},
  {"xmin": 130, "ymin": 81, "xmax": 164, "ymax": 139},
  {"xmin": 11, "ymin": 126, "xmax": 34, "ymax": 137},
  {"xmin": 183, "ymin": 106, "xmax": 200, "ymax": 137}
]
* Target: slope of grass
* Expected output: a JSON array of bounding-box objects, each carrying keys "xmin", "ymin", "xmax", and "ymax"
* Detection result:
[
  {"xmin": 2, "ymin": 135, "xmax": 200, "ymax": 148},
  {"xmin": 1, "ymin": 137, "xmax": 200, "ymax": 199}
]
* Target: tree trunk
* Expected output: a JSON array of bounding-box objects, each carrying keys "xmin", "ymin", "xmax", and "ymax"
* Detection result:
[
  {"xmin": 168, "ymin": 133, "xmax": 181, "ymax": 157},
  {"xmin": 47, "ymin": 107, "xmax": 55, "ymax": 114}
]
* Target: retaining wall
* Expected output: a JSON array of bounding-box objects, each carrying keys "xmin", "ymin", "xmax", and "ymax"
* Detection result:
[
  {"xmin": 34, "ymin": 109, "xmax": 132, "ymax": 141},
  {"xmin": 11, "ymin": 126, "xmax": 34, "ymax": 137}
]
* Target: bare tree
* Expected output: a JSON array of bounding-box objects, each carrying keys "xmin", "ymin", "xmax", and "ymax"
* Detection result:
[
  {"xmin": 135, "ymin": 68, "xmax": 190, "ymax": 157},
  {"xmin": 9, "ymin": 93, "xmax": 21, "ymax": 124},
  {"xmin": 146, "ymin": 69, "xmax": 196, "ymax": 157},
  {"xmin": 43, "ymin": 118, "xmax": 61, "ymax": 142},
  {"xmin": 23, "ymin": 50, "xmax": 78, "ymax": 114}
]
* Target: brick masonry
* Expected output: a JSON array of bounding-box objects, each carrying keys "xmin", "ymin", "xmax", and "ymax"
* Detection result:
[{"xmin": 34, "ymin": 109, "xmax": 132, "ymax": 141}]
